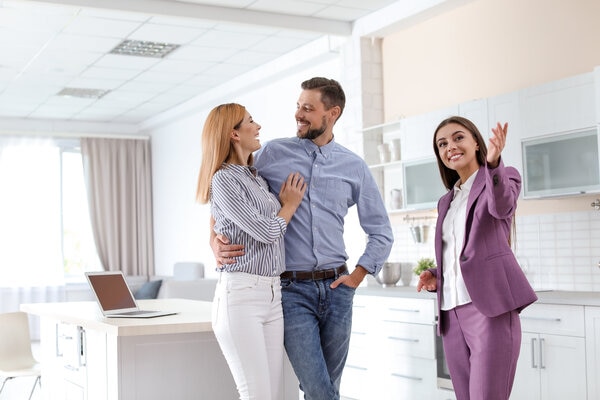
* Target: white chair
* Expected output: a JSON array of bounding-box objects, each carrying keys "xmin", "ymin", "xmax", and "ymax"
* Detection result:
[
  {"xmin": 173, "ymin": 262, "xmax": 204, "ymax": 280},
  {"xmin": 0, "ymin": 312, "xmax": 41, "ymax": 400}
]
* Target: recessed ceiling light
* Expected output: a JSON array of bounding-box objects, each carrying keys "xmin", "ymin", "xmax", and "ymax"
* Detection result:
[
  {"xmin": 109, "ymin": 39, "xmax": 180, "ymax": 58},
  {"xmin": 57, "ymin": 88, "xmax": 109, "ymax": 99}
]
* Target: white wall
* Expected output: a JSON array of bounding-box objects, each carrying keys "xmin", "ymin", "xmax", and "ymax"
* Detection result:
[{"xmin": 148, "ymin": 58, "xmax": 342, "ymax": 278}]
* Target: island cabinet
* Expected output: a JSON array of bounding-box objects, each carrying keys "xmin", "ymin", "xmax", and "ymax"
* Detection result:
[
  {"xmin": 340, "ymin": 295, "xmax": 438, "ymax": 400},
  {"xmin": 511, "ymin": 303, "xmax": 587, "ymax": 400},
  {"xmin": 22, "ymin": 299, "xmax": 298, "ymax": 400}
]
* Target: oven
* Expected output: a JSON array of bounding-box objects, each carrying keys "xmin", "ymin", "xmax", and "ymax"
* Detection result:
[{"xmin": 435, "ymin": 320, "xmax": 453, "ymax": 391}]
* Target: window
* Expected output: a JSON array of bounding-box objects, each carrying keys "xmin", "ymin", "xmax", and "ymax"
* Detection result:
[
  {"xmin": 61, "ymin": 146, "xmax": 102, "ymax": 281},
  {"xmin": 0, "ymin": 137, "xmax": 101, "ymax": 286}
]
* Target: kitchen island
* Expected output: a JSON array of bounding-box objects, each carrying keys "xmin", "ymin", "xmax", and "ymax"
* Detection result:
[{"xmin": 22, "ymin": 298, "xmax": 298, "ymax": 400}]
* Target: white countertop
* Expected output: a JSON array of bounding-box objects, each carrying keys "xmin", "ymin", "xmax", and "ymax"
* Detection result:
[
  {"xmin": 358, "ymin": 283, "xmax": 600, "ymax": 306},
  {"xmin": 21, "ymin": 298, "xmax": 214, "ymax": 336}
]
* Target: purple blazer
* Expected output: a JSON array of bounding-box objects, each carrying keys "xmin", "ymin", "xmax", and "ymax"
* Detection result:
[{"xmin": 431, "ymin": 161, "xmax": 537, "ymax": 334}]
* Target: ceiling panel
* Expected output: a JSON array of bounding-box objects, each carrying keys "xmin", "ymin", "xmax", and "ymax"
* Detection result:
[{"xmin": 0, "ymin": 0, "xmax": 399, "ymax": 125}]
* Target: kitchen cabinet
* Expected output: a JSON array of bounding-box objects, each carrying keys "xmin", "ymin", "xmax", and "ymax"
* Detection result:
[
  {"xmin": 511, "ymin": 303, "xmax": 587, "ymax": 400},
  {"xmin": 340, "ymin": 295, "xmax": 439, "ymax": 400},
  {"xmin": 361, "ymin": 121, "xmax": 402, "ymax": 211},
  {"xmin": 38, "ymin": 320, "xmax": 109, "ymax": 400},
  {"xmin": 487, "ymin": 91, "xmax": 523, "ymax": 174},
  {"xmin": 595, "ymin": 66, "xmax": 600, "ymax": 124},
  {"xmin": 521, "ymin": 128, "xmax": 600, "ymax": 198},
  {"xmin": 459, "ymin": 98, "xmax": 488, "ymax": 136},
  {"xmin": 402, "ymin": 158, "xmax": 446, "ymax": 210},
  {"xmin": 400, "ymin": 106, "xmax": 457, "ymax": 162},
  {"xmin": 362, "ymin": 117, "xmax": 447, "ymax": 212},
  {"xmin": 519, "ymin": 72, "xmax": 596, "ymax": 139},
  {"xmin": 585, "ymin": 306, "xmax": 600, "ymax": 400}
]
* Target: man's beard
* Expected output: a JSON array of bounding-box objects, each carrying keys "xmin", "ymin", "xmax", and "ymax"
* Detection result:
[{"xmin": 297, "ymin": 117, "xmax": 327, "ymax": 140}]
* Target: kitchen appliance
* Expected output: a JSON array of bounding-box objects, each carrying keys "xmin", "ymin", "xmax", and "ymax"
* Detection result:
[{"xmin": 435, "ymin": 319, "xmax": 454, "ymax": 391}]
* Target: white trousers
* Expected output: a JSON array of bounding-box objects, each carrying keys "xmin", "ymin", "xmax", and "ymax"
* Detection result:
[{"xmin": 212, "ymin": 272, "xmax": 284, "ymax": 400}]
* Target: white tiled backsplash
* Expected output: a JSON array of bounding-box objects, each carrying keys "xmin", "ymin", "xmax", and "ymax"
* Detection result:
[{"xmin": 387, "ymin": 210, "xmax": 600, "ymax": 292}]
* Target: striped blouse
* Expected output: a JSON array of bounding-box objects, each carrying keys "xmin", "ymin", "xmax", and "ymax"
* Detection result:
[{"xmin": 210, "ymin": 163, "xmax": 287, "ymax": 277}]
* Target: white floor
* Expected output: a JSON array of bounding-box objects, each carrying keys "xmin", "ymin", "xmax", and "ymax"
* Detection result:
[{"xmin": 0, "ymin": 342, "xmax": 42, "ymax": 400}]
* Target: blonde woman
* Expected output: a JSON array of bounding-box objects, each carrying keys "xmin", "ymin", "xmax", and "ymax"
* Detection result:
[{"xmin": 196, "ymin": 103, "xmax": 306, "ymax": 400}]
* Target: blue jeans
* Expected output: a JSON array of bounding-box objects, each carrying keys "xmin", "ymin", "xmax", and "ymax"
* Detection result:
[{"xmin": 280, "ymin": 275, "xmax": 355, "ymax": 400}]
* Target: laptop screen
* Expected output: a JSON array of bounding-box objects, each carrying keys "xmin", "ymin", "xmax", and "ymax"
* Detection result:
[{"xmin": 86, "ymin": 272, "xmax": 137, "ymax": 311}]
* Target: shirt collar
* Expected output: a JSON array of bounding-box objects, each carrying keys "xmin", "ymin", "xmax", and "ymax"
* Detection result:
[
  {"xmin": 301, "ymin": 136, "xmax": 336, "ymax": 159},
  {"xmin": 223, "ymin": 163, "xmax": 257, "ymax": 177},
  {"xmin": 453, "ymin": 169, "xmax": 478, "ymax": 193}
]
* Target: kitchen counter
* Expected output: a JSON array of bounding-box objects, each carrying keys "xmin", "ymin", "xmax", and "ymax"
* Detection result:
[
  {"xmin": 21, "ymin": 299, "xmax": 299, "ymax": 399},
  {"xmin": 359, "ymin": 280, "xmax": 600, "ymax": 306},
  {"xmin": 530, "ymin": 290, "xmax": 600, "ymax": 307},
  {"xmin": 21, "ymin": 298, "xmax": 213, "ymax": 336},
  {"xmin": 358, "ymin": 281, "xmax": 436, "ymax": 299}
]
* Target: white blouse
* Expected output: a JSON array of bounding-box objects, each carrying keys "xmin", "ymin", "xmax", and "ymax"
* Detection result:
[{"xmin": 440, "ymin": 170, "xmax": 478, "ymax": 311}]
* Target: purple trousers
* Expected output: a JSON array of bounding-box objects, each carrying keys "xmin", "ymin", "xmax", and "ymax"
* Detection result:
[{"xmin": 441, "ymin": 303, "xmax": 521, "ymax": 400}]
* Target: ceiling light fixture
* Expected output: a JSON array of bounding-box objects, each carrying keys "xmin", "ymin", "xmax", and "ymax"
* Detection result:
[
  {"xmin": 109, "ymin": 39, "xmax": 180, "ymax": 58},
  {"xmin": 57, "ymin": 88, "xmax": 109, "ymax": 99}
]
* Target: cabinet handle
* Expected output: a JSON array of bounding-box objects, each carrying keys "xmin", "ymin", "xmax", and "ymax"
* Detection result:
[
  {"xmin": 346, "ymin": 364, "xmax": 368, "ymax": 371},
  {"xmin": 388, "ymin": 336, "xmax": 419, "ymax": 343},
  {"xmin": 539, "ymin": 338, "xmax": 545, "ymax": 369},
  {"xmin": 391, "ymin": 373, "xmax": 423, "ymax": 381},
  {"xmin": 521, "ymin": 316, "xmax": 561, "ymax": 322},
  {"xmin": 531, "ymin": 337, "xmax": 538, "ymax": 369},
  {"xmin": 389, "ymin": 308, "xmax": 420, "ymax": 313},
  {"xmin": 55, "ymin": 324, "xmax": 62, "ymax": 357}
]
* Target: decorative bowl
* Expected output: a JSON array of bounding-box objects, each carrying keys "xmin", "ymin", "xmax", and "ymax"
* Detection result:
[{"xmin": 375, "ymin": 262, "xmax": 402, "ymax": 287}]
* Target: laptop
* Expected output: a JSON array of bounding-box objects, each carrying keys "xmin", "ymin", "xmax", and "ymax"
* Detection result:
[{"xmin": 85, "ymin": 271, "xmax": 177, "ymax": 318}]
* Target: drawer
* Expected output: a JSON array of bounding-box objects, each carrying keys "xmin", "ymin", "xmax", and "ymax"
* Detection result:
[
  {"xmin": 360, "ymin": 296, "xmax": 436, "ymax": 325},
  {"xmin": 378, "ymin": 356, "xmax": 438, "ymax": 400},
  {"xmin": 351, "ymin": 298, "xmax": 373, "ymax": 332},
  {"xmin": 520, "ymin": 303, "xmax": 584, "ymax": 337},
  {"xmin": 340, "ymin": 362, "xmax": 370, "ymax": 399},
  {"xmin": 379, "ymin": 321, "xmax": 436, "ymax": 359},
  {"xmin": 346, "ymin": 342, "xmax": 371, "ymax": 367}
]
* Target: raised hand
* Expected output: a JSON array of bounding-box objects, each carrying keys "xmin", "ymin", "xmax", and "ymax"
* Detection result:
[{"xmin": 487, "ymin": 122, "xmax": 508, "ymax": 168}]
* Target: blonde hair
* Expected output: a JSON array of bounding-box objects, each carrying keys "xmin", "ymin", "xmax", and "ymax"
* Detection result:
[{"xmin": 195, "ymin": 103, "xmax": 247, "ymax": 204}]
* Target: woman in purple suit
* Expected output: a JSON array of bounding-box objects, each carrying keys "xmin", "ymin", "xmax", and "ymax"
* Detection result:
[{"xmin": 417, "ymin": 116, "xmax": 537, "ymax": 400}]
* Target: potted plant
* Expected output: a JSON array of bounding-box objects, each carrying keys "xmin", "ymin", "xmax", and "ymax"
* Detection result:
[{"xmin": 413, "ymin": 257, "xmax": 436, "ymax": 276}]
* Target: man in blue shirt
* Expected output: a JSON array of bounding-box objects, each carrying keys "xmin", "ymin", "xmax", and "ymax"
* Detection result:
[{"xmin": 212, "ymin": 77, "xmax": 393, "ymax": 399}]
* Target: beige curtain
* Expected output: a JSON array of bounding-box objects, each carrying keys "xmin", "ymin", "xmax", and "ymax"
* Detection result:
[{"xmin": 80, "ymin": 138, "xmax": 154, "ymax": 276}]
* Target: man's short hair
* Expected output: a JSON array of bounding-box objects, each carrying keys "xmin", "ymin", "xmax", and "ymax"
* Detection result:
[{"xmin": 301, "ymin": 77, "xmax": 345, "ymax": 119}]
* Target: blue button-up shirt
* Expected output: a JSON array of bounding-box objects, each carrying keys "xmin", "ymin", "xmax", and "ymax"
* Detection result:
[{"xmin": 254, "ymin": 137, "xmax": 393, "ymax": 274}]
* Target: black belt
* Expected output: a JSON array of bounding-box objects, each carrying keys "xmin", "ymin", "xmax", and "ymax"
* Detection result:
[{"xmin": 280, "ymin": 264, "xmax": 347, "ymax": 281}]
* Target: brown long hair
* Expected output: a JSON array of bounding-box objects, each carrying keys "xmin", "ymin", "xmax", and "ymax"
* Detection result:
[
  {"xmin": 195, "ymin": 103, "xmax": 248, "ymax": 204},
  {"xmin": 432, "ymin": 116, "xmax": 487, "ymax": 190},
  {"xmin": 432, "ymin": 115, "xmax": 516, "ymax": 245}
]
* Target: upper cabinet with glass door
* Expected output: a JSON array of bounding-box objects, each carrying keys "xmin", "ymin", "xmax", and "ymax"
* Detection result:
[{"xmin": 522, "ymin": 127, "xmax": 600, "ymax": 198}]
